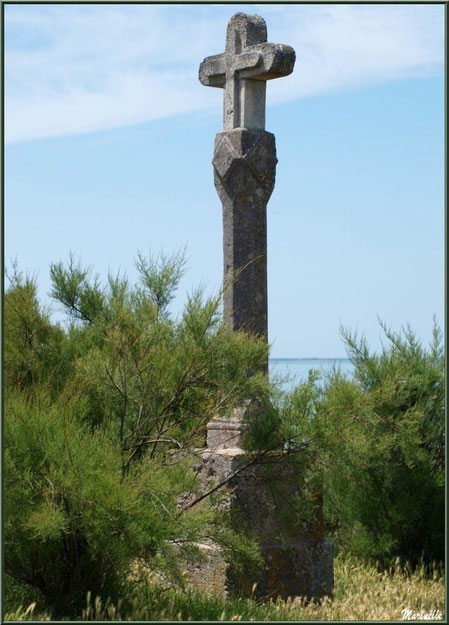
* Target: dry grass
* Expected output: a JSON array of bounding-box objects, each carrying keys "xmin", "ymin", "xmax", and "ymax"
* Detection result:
[
  {"xmin": 5, "ymin": 554, "xmax": 445, "ymax": 621},
  {"xmin": 269, "ymin": 556, "xmax": 445, "ymax": 621}
]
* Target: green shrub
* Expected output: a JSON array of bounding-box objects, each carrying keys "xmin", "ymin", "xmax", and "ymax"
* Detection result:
[
  {"xmin": 283, "ymin": 320, "xmax": 445, "ymax": 564},
  {"xmin": 48, "ymin": 252, "xmax": 270, "ymax": 468},
  {"xmin": 6, "ymin": 251, "xmax": 443, "ymax": 617},
  {"xmin": 4, "ymin": 265, "xmax": 67, "ymax": 395},
  {"xmin": 4, "ymin": 252, "xmax": 270, "ymax": 618},
  {"xmin": 5, "ymin": 388, "xmax": 212, "ymax": 616}
]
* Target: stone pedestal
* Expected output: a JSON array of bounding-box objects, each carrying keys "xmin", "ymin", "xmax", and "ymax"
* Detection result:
[
  {"xmin": 206, "ymin": 406, "xmax": 247, "ymax": 450},
  {"xmin": 183, "ymin": 414, "xmax": 334, "ymax": 600}
]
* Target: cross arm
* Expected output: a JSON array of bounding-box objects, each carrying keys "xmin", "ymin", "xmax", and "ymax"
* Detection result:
[
  {"xmin": 238, "ymin": 42, "xmax": 296, "ymax": 81},
  {"xmin": 199, "ymin": 53, "xmax": 226, "ymax": 88}
]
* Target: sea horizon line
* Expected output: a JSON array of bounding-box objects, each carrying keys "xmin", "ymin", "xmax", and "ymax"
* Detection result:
[{"xmin": 270, "ymin": 357, "xmax": 350, "ymax": 361}]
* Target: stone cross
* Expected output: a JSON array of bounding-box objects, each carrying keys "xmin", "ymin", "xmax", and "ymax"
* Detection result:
[
  {"xmin": 199, "ymin": 13, "xmax": 295, "ymax": 341},
  {"xmin": 194, "ymin": 19, "xmax": 334, "ymax": 600},
  {"xmin": 199, "ymin": 12, "xmax": 295, "ymax": 131}
]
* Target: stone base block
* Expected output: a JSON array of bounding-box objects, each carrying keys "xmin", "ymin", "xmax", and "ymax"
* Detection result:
[
  {"xmin": 256, "ymin": 539, "xmax": 334, "ymax": 600},
  {"xmin": 182, "ymin": 543, "xmax": 228, "ymax": 596},
  {"xmin": 206, "ymin": 409, "xmax": 247, "ymax": 450},
  {"xmin": 182, "ymin": 413, "xmax": 334, "ymax": 601},
  {"xmin": 183, "ymin": 539, "xmax": 333, "ymax": 601}
]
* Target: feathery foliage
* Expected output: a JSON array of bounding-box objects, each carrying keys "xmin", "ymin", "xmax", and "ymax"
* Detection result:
[
  {"xmin": 5, "ymin": 251, "xmax": 269, "ymax": 617},
  {"xmin": 4, "ymin": 251, "xmax": 444, "ymax": 619},
  {"xmin": 281, "ymin": 320, "xmax": 445, "ymax": 564}
]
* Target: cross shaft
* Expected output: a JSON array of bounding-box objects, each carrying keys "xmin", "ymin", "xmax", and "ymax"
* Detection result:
[{"xmin": 199, "ymin": 12, "xmax": 295, "ymax": 346}]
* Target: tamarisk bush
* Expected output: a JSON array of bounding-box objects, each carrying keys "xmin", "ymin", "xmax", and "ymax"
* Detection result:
[
  {"xmin": 5, "ymin": 251, "xmax": 268, "ymax": 617},
  {"xmin": 281, "ymin": 320, "xmax": 444, "ymax": 565}
]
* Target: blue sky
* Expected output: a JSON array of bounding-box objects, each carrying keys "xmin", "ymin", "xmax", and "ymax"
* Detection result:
[{"xmin": 5, "ymin": 2, "xmax": 445, "ymax": 357}]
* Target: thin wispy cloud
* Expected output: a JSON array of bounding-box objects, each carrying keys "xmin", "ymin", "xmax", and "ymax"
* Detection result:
[{"xmin": 5, "ymin": 3, "xmax": 444, "ymax": 144}]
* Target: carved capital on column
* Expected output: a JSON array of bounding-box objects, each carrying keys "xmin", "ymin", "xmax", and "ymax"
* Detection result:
[{"xmin": 213, "ymin": 128, "xmax": 277, "ymax": 204}]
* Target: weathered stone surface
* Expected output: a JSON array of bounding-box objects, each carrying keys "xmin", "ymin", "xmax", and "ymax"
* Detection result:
[
  {"xmin": 199, "ymin": 12, "xmax": 295, "ymax": 130},
  {"xmin": 252, "ymin": 540, "xmax": 334, "ymax": 599},
  {"xmin": 183, "ymin": 416, "xmax": 334, "ymax": 599},
  {"xmin": 199, "ymin": 12, "xmax": 294, "ymax": 340},
  {"xmin": 196, "ymin": 444, "xmax": 321, "ymax": 543},
  {"xmin": 182, "ymin": 542, "xmax": 229, "ymax": 596},
  {"xmin": 200, "ymin": 12, "xmax": 295, "ymax": 342},
  {"xmin": 213, "ymin": 127, "xmax": 276, "ymax": 339},
  {"xmin": 182, "ymin": 534, "xmax": 333, "ymax": 600},
  {"xmin": 213, "ymin": 129, "xmax": 277, "ymax": 192},
  {"xmin": 206, "ymin": 409, "xmax": 247, "ymax": 451}
]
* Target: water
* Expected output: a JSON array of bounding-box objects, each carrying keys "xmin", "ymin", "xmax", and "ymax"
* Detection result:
[{"xmin": 269, "ymin": 358, "xmax": 354, "ymax": 392}]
